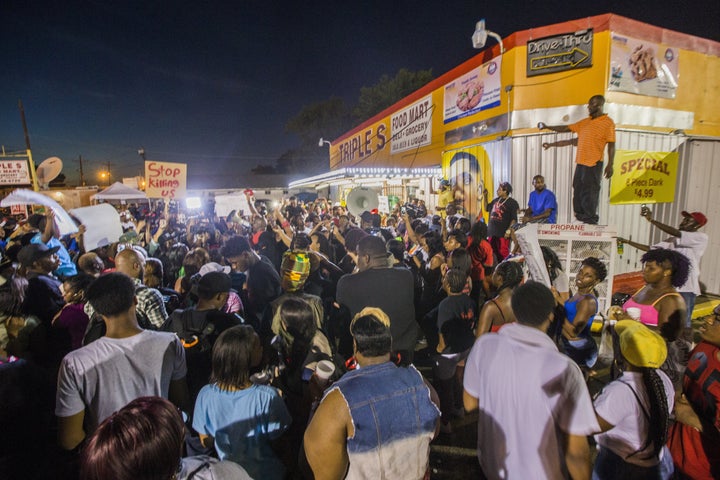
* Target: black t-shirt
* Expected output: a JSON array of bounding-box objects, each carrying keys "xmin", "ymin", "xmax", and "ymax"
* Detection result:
[
  {"xmin": 487, "ymin": 197, "xmax": 519, "ymax": 238},
  {"xmin": 245, "ymin": 256, "xmax": 281, "ymax": 321},
  {"xmin": 437, "ymin": 294, "xmax": 477, "ymax": 331}
]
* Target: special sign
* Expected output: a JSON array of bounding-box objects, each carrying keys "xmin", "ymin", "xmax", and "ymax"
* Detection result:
[
  {"xmin": 527, "ymin": 29, "xmax": 593, "ymax": 77},
  {"xmin": 390, "ymin": 95, "xmax": 433, "ymax": 154},
  {"xmin": 145, "ymin": 161, "xmax": 187, "ymax": 200},
  {"xmin": 609, "ymin": 150, "xmax": 678, "ymax": 205}
]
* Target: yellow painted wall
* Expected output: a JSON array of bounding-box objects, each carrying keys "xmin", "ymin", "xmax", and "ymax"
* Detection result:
[{"xmin": 329, "ymin": 27, "xmax": 719, "ymax": 170}]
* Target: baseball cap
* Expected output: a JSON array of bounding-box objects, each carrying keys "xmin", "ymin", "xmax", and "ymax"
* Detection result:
[
  {"xmin": 615, "ymin": 320, "xmax": 667, "ymax": 368},
  {"xmin": 17, "ymin": 243, "xmax": 60, "ymax": 268},
  {"xmin": 199, "ymin": 262, "xmax": 231, "ymax": 276},
  {"xmin": 197, "ymin": 271, "xmax": 232, "ymax": 297},
  {"xmin": 681, "ymin": 211, "xmax": 707, "ymax": 227}
]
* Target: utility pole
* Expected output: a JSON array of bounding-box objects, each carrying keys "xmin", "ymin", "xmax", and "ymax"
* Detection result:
[
  {"xmin": 105, "ymin": 161, "xmax": 115, "ymax": 186},
  {"xmin": 78, "ymin": 155, "xmax": 86, "ymax": 186},
  {"xmin": 18, "ymin": 99, "xmax": 39, "ymax": 191}
]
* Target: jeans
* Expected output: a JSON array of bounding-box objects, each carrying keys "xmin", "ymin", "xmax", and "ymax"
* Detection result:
[
  {"xmin": 573, "ymin": 162, "xmax": 603, "ymax": 224},
  {"xmin": 679, "ymin": 292, "xmax": 695, "ymax": 328},
  {"xmin": 593, "ymin": 446, "xmax": 674, "ymax": 480}
]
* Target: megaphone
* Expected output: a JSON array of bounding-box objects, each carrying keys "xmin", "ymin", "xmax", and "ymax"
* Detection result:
[{"xmin": 345, "ymin": 187, "xmax": 379, "ymax": 217}]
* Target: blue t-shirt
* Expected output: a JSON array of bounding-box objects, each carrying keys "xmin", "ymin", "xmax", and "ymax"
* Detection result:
[
  {"xmin": 528, "ymin": 189, "xmax": 557, "ymax": 224},
  {"xmin": 192, "ymin": 383, "xmax": 291, "ymax": 480}
]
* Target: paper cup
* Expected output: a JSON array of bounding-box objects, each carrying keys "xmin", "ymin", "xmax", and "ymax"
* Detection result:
[
  {"xmin": 315, "ymin": 360, "xmax": 336, "ymax": 380},
  {"xmin": 626, "ymin": 307, "xmax": 642, "ymax": 321}
]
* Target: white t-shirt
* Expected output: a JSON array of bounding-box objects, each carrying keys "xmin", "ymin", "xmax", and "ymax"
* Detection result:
[
  {"xmin": 463, "ymin": 322, "xmax": 599, "ymax": 480},
  {"xmin": 593, "ymin": 370, "xmax": 674, "ymax": 467},
  {"xmin": 653, "ymin": 230, "xmax": 708, "ymax": 295},
  {"xmin": 56, "ymin": 330, "xmax": 187, "ymax": 434}
]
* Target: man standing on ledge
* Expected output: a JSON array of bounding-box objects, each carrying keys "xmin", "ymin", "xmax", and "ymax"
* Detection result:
[{"xmin": 539, "ymin": 95, "xmax": 615, "ymax": 225}]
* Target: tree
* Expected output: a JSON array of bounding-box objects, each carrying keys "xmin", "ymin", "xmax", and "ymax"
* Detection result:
[
  {"xmin": 285, "ymin": 96, "xmax": 354, "ymax": 149},
  {"xmin": 266, "ymin": 68, "xmax": 434, "ymax": 174},
  {"xmin": 353, "ymin": 68, "xmax": 433, "ymax": 122}
]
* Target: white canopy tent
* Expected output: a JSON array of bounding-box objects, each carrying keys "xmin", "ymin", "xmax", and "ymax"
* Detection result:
[{"xmin": 91, "ymin": 182, "xmax": 148, "ymax": 203}]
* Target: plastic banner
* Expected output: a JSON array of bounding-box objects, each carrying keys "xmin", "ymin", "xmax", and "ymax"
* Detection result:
[
  {"xmin": 443, "ymin": 57, "xmax": 501, "ymax": 124},
  {"xmin": 441, "ymin": 146, "xmax": 494, "ymax": 222},
  {"xmin": 0, "ymin": 189, "xmax": 78, "ymax": 235},
  {"xmin": 608, "ymin": 33, "xmax": 679, "ymax": 99}
]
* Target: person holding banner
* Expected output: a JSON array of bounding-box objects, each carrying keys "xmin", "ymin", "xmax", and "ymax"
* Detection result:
[{"xmin": 539, "ymin": 95, "xmax": 615, "ymax": 225}]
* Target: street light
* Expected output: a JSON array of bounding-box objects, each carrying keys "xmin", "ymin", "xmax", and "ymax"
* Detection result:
[
  {"xmin": 472, "ymin": 19, "xmax": 504, "ymax": 53},
  {"xmin": 318, "ymin": 138, "xmax": 332, "ymax": 147}
]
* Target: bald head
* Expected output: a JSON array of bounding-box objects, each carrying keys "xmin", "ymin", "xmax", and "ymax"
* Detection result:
[
  {"xmin": 114, "ymin": 248, "xmax": 145, "ymax": 280},
  {"xmin": 78, "ymin": 252, "xmax": 105, "ymax": 277}
]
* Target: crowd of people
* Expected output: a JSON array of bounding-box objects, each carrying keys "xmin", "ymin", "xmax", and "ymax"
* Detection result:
[{"xmin": 0, "ymin": 183, "xmax": 716, "ymax": 480}]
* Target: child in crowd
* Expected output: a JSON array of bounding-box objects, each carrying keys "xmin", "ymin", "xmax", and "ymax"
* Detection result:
[
  {"xmin": 193, "ymin": 325, "xmax": 291, "ymax": 480},
  {"xmin": 434, "ymin": 268, "xmax": 476, "ymax": 432}
]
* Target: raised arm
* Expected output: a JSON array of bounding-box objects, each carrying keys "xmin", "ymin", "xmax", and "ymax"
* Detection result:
[
  {"xmin": 538, "ymin": 122, "xmax": 572, "ymax": 133},
  {"xmin": 641, "ymin": 207, "xmax": 681, "ymax": 238}
]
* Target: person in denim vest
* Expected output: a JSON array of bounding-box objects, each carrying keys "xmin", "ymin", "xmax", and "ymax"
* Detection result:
[{"xmin": 304, "ymin": 307, "xmax": 440, "ymax": 479}]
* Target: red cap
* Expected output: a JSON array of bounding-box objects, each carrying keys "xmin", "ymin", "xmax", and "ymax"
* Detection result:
[{"xmin": 681, "ymin": 211, "xmax": 707, "ymax": 227}]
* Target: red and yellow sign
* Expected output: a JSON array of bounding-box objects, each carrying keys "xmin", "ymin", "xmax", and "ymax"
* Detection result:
[
  {"xmin": 609, "ymin": 150, "xmax": 678, "ymax": 204},
  {"xmin": 145, "ymin": 161, "xmax": 187, "ymax": 200}
]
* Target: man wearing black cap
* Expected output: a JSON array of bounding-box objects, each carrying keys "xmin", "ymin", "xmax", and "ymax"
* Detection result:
[
  {"xmin": 25, "ymin": 211, "xmax": 77, "ymax": 278},
  {"xmin": 19, "ymin": 243, "xmax": 64, "ymax": 326},
  {"xmin": 166, "ymin": 271, "xmax": 243, "ymax": 404},
  {"xmin": 618, "ymin": 207, "xmax": 709, "ymax": 339}
]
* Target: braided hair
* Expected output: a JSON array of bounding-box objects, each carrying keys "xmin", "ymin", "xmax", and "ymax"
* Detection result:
[
  {"xmin": 640, "ymin": 367, "xmax": 670, "ymax": 458},
  {"xmin": 494, "ymin": 261, "xmax": 524, "ymax": 293}
]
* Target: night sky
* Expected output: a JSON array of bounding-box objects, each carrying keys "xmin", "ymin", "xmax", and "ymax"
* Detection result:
[{"xmin": 2, "ymin": 1, "xmax": 718, "ymax": 186}]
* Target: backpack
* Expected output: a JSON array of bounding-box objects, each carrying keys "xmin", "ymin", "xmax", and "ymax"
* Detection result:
[{"xmin": 171, "ymin": 309, "xmax": 243, "ymax": 400}]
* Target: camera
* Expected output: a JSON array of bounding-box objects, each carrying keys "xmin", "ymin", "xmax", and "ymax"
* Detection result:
[{"xmin": 401, "ymin": 203, "xmax": 419, "ymax": 219}]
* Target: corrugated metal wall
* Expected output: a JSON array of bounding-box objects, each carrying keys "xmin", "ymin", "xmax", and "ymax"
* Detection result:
[{"xmin": 476, "ymin": 132, "xmax": 720, "ymax": 294}]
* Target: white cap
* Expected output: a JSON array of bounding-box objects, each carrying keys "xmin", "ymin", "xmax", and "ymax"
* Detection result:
[{"xmin": 199, "ymin": 262, "xmax": 231, "ymax": 276}]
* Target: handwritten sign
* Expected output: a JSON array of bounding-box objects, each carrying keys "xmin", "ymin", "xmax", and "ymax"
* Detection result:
[
  {"xmin": 145, "ymin": 161, "xmax": 187, "ymax": 200},
  {"xmin": 527, "ymin": 30, "xmax": 593, "ymax": 77},
  {"xmin": 609, "ymin": 150, "xmax": 678, "ymax": 205},
  {"xmin": 0, "ymin": 161, "xmax": 32, "ymax": 185}
]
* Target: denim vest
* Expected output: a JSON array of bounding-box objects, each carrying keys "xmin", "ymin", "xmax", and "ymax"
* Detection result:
[{"xmin": 330, "ymin": 361, "xmax": 439, "ymax": 479}]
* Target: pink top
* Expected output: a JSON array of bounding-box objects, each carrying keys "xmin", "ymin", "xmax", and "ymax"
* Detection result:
[{"xmin": 622, "ymin": 290, "xmax": 681, "ymax": 327}]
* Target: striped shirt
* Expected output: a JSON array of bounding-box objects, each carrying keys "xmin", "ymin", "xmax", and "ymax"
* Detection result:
[{"xmin": 569, "ymin": 114, "xmax": 616, "ymax": 166}]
